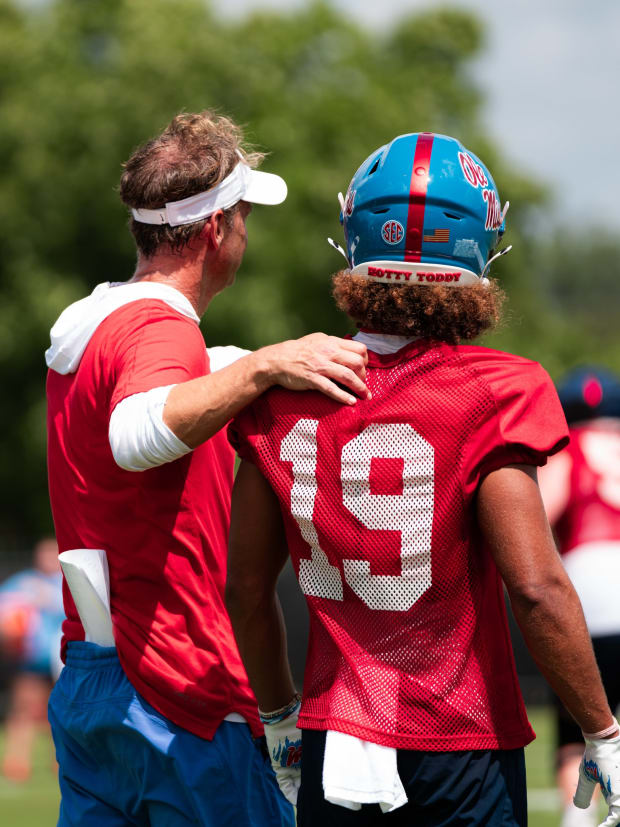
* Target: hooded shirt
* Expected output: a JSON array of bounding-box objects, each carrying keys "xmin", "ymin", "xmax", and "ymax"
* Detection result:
[{"xmin": 46, "ymin": 280, "xmax": 261, "ymax": 739}]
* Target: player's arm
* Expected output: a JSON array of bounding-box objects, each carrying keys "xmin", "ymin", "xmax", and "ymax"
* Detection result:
[
  {"xmin": 479, "ymin": 464, "xmax": 620, "ymax": 823},
  {"xmin": 477, "ymin": 463, "xmax": 614, "ymax": 735},
  {"xmin": 226, "ymin": 459, "xmax": 301, "ymax": 805},
  {"xmin": 226, "ymin": 459, "xmax": 295, "ymax": 709},
  {"xmin": 164, "ymin": 334, "xmax": 370, "ymax": 448}
]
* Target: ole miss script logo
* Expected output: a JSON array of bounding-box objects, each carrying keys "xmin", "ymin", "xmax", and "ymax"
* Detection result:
[
  {"xmin": 382, "ymin": 220, "xmax": 404, "ymax": 245},
  {"xmin": 344, "ymin": 187, "xmax": 356, "ymax": 217},
  {"xmin": 458, "ymin": 151, "xmax": 488, "ymax": 189},
  {"xmin": 458, "ymin": 151, "xmax": 503, "ymax": 231}
]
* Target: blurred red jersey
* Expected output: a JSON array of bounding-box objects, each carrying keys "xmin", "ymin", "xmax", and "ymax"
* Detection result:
[
  {"xmin": 555, "ymin": 421, "xmax": 620, "ymax": 555},
  {"xmin": 231, "ymin": 339, "xmax": 568, "ymax": 751}
]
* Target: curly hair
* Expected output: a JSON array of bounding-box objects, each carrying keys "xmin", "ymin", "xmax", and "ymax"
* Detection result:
[
  {"xmin": 119, "ymin": 111, "xmax": 264, "ymax": 258},
  {"xmin": 332, "ymin": 271, "xmax": 505, "ymax": 344}
]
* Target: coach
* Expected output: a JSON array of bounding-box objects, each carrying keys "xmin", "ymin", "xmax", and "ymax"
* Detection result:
[{"xmin": 45, "ymin": 110, "xmax": 368, "ymax": 826}]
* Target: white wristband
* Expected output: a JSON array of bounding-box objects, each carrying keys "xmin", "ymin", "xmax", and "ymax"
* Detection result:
[{"xmin": 583, "ymin": 717, "xmax": 620, "ymax": 740}]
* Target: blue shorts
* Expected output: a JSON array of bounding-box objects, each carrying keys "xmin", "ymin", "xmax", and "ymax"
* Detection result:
[
  {"xmin": 297, "ymin": 729, "xmax": 527, "ymax": 826},
  {"xmin": 48, "ymin": 642, "xmax": 294, "ymax": 827}
]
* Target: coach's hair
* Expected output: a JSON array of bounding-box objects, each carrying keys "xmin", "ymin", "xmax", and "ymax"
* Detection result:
[
  {"xmin": 119, "ymin": 111, "xmax": 264, "ymax": 258},
  {"xmin": 332, "ymin": 271, "xmax": 505, "ymax": 343}
]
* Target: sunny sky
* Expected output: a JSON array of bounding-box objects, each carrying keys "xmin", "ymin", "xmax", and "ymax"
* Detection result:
[{"xmin": 221, "ymin": 0, "xmax": 620, "ymax": 232}]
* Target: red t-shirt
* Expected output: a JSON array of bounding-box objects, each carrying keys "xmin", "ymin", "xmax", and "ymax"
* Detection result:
[
  {"xmin": 231, "ymin": 340, "xmax": 568, "ymax": 750},
  {"xmin": 47, "ymin": 299, "xmax": 261, "ymax": 739},
  {"xmin": 555, "ymin": 421, "xmax": 620, "ymax": 555}
]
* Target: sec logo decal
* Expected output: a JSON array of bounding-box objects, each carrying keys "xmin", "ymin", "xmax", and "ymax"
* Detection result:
[{"xmin": 381, "ymin": 220, "xmax": 404, "ymax": 245}]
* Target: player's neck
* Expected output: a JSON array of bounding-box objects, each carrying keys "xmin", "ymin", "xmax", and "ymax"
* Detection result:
[{"xmin": 354, "ymin": 329, "xmax": 419, "ymax": 356}]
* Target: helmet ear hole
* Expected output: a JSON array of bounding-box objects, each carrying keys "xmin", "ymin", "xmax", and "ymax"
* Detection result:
[
  {"xmin": 372, "ymin": 208, "xmax": 389, "ymax": 214},
  {"xmin": 369, "ymin": 158, "xmax": 380, "ymax": 175},
  {"xmin": 444, "ymin": 212, "xmax": 463, "ymax": 221}
]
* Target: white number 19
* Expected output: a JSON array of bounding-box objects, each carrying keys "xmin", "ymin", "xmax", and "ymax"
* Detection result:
[{"xmin": 280, "ymin": 419, "xmax": 434, "ymax": 612}]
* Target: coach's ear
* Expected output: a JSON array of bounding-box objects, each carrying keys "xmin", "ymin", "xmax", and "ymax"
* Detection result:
[{"xmin": 202, "ymin": 209, "xmax": 226, "ymax": 250}]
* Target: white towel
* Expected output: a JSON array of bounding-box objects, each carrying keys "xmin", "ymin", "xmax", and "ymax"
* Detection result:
[
  {"xmin": 59, "ymin": 549, "xmax": 115, "ymax": 646},
  {"xmin": 322, "ymin": 730, "xmax": 408, "ymax": 813}
]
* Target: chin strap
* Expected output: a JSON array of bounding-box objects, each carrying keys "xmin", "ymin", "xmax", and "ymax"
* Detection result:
[
  {"xmin": 329, "ymin": 191, "xmax": 352, "ymax": 266},
  {"xmin": 327, "ymin": 237, "xmax": 350, "ymax": 266},
  {"xmin": 482, "ymin": 245, "xmax": 513, "ymax": 280}
]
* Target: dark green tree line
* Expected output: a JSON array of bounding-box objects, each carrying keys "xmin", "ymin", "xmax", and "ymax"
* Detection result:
[{"xmin": 0, "ymin": 0, "xmax": 616, "ymax": 541}]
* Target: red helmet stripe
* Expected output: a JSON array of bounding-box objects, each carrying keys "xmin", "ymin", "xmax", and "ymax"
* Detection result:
[{"xmin": 405, "ymin": 133, "xmax": 434, "ymax": 262}]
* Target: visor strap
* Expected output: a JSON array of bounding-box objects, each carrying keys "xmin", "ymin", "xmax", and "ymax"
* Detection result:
[{"xmin": 131, "ymin": 162, "xmax": 250, "ymax": 227}]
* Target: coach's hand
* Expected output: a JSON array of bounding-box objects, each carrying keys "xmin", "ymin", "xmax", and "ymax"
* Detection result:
[
  {"xmin": 574, "ymin": 731, "xmax": 620, "ymax": 826},
  {"xmin": 261, "ymin": 333, "xmax": 370, "ymax": 405},
  {"xmin": 163, "ymin": 334, "xmax": 369, "ymax": 450},
  {"xmin": 260, "ymin": 698, "xmax": 302, "ymax": 807}
]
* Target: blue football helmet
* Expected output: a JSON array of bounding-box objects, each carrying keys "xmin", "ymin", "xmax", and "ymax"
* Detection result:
[
  {"xmin": 557, "ymin": 366, "xmax": 620, "ymax": 424},
  {"xmin": 330, "ymin": 133, "xmax": 509, "ymax": 286}
]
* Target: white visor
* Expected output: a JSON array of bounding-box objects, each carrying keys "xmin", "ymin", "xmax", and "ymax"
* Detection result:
[{"xmin": 131, "ymin": 161, "xmax": 287, "ymax": 227}]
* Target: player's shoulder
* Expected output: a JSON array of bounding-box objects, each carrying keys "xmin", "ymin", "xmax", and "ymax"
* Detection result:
[
  {"xmin": 451, "ymin": 345, "xmax": 568, "ymax": 460},
  {"xmin": 452, "ymin": 343, "xmax": 552, "ymax": 387},
  {"xmin": 453, "ymin": 343, "xmax": 544, "ymax": 371},
  {"xmin": 444, "ymin": 345, "xmax": 560, "ymax": 420}
]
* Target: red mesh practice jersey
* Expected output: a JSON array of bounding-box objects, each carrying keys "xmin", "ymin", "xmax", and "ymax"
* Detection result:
[
  {"xmin": 555, "ymin": 422, "xmax": 620, "ymax": 555},
  {"xmin": 47, "ymin": 300, "xmax": 261, "ymax": 740},
  {"xmin": 231, "ymin": 340, "xmax": 568, "ymax": 751}
]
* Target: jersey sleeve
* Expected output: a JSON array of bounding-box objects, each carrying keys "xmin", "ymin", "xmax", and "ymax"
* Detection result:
[
  {"xmin": 228, "ymin": 405, "xmax": 260, "ymax": 464},
  {"xmin": 107, "ymin": 304, "xmax": 207, "ymax": 415},
  {"xmin": 466, "ymin": 357, "xmax": 569, "ymax": 484}
]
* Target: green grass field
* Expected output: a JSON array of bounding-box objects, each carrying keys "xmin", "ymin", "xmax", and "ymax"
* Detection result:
[
  {"xmin": 0, "ymin": 707, "xmax": 604, "ymax": 825},
  {"xmin": 0, "ymin": 725, "xmax": 59, "ymax": 825},
  {"xmin": 525, "ymin": 707, "xmax": 563, "ymax": 827}
]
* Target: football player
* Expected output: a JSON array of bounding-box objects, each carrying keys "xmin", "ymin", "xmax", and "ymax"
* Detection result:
[
  {"xmin": 226, "ymin": 133, "xmax": 620, "ymax": 826},
  {"xmin": 539, "ymin": 367, "xmax": 620, "ymax": 827},
  {"xmin": 0, "ymin": 538, "xmax": 63, "ymax": 782}
]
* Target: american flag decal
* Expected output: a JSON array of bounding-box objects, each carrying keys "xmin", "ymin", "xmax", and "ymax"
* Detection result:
[{"xmin": 423, "ymin": 228, "xmax": 450, "ymax": 243}]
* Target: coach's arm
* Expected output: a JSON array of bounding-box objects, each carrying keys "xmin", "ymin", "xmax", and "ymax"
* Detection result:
[
  {"xmin": 109, "ymin": 335, "xmax": 369, "ymax": 471},
  {"xmin": 165, "ymin": 335, "xmax": 369, "ymax": 448}
]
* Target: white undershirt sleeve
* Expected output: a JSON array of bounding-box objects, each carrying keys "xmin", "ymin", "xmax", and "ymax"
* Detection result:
[
  {"xmin": 109, "ymin": 385, "xmax": 191, "ymax": 472},
  {"xmin": 207, "ymin": 345, "xmax": 251, "ymax": 372},
  {"xmin": 110, "ymin": 347, "xmax": 251, "ymax": 471}
]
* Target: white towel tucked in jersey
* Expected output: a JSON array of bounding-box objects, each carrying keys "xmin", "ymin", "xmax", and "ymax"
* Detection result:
[{"xmin": 322, "ymin": 730, "xmax": 408, "ymax": 813}]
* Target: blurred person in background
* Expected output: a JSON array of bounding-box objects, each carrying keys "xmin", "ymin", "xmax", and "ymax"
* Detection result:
[
  {"xmin": 0, "ymin": 537, "xmax": 63, "ymax": 782},
  {"xmin": 226, "ymin": 133, "xmax": 620, "ymax": 827},
  {"xmin": 539, "ymin": 367, "xmax": 620, "ymax": 827},
  {"xmin": 45, "ymin": 110, "xmax": 368, "ymax": 826}
]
